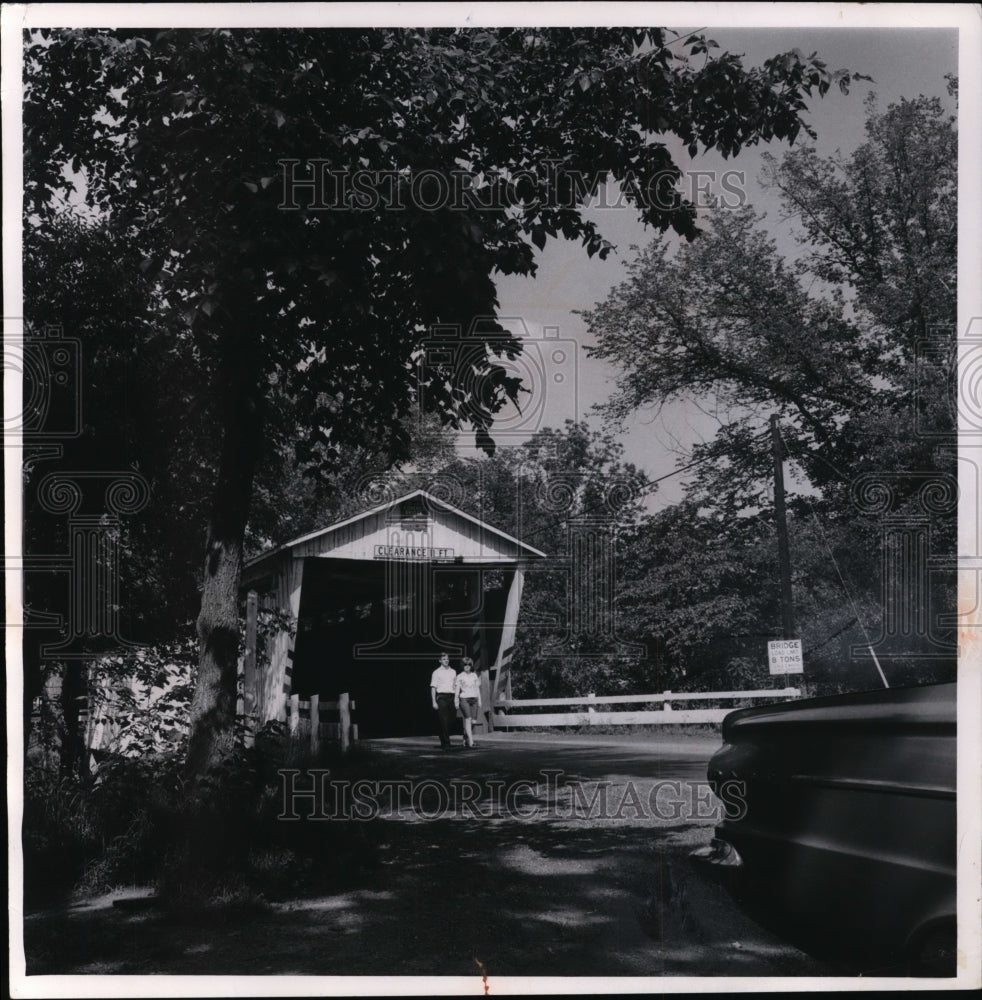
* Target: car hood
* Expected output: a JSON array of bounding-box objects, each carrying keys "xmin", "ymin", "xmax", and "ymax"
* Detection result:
[{"xmin": 720, "ymin": 682, "xmax": 955, "ymax": 744}]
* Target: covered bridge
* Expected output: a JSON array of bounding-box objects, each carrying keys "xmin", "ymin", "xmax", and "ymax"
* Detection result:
[{"xmin": 240, "ymin": 489, "xmax": 546, "ymax": 736}]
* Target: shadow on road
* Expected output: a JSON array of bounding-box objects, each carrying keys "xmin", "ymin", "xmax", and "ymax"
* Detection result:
[{"xmin": 23, "ymin": 735, "xmax": 833, "ymax": 979}]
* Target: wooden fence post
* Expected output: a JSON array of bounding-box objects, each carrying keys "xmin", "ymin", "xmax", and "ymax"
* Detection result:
[
  {"xmin": 289, "ymin": 692, "xmax": 300, "ymax": 735},
  {"xmin": 309, "ymin": 693, "xmax": 320, "ymax": 755},
  {"xmin": 339, "ymin": 692, "xmax": 351, "ymax": 754}
]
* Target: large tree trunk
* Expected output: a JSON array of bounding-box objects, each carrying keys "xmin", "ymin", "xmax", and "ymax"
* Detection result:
[{"xmin": 184, "ymin": 312, "xmax": 263, "ymax": 782}]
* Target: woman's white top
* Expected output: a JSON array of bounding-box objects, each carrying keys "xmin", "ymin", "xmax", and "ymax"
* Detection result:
[{"xmin": 455, "ymin": 671, "xmax": 481, "ymax": 701}]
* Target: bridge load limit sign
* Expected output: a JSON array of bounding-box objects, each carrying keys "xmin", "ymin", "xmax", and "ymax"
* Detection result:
[{"xmin": 768, "ymin": 638, "xmax": 804, "ymax": 675}]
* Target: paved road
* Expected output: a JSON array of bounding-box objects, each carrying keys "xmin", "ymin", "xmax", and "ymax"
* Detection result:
[
  {"xmin": 349, "ymin": 732, "xmax": 833, "ymax": 978},
  {"xmin": 23, "ymin": 732, "xmax": 832, "ymax": 981}
]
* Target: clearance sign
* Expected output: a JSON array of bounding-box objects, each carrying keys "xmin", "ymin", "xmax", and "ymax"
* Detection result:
[{"xmin": 374, "ymin": 544, "xmax": 455, "ymax": 561}]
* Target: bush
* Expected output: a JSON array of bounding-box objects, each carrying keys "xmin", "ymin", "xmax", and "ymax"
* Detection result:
[
  {"xmin": 22, "ymin": 611, "xmax": 303, "ymax": 908},
  {"xmin": 22, "ymin": 765, "xmax": 100, "ymax": 908},
  {"xmin": 24, "ymin": 672, "xmax": 386, "ymax": 912},
  {"xmin": 22, "ymin": 742, "xmax": 191, "ymax": 908}
]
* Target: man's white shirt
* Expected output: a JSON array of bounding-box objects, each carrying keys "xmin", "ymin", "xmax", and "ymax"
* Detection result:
[{"xmin": 430, "ymin": 665, "xmax": 457, "ymax": 694}]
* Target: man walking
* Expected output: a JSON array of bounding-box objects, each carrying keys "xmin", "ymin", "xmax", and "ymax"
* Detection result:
[{"xmin": 430, "ymin": 652, "xmax": 458, "ymax": 749}]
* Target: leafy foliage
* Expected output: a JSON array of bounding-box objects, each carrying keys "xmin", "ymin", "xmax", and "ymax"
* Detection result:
[
  {"xmin": 581, "ymin": 90, "xmax": 957, "ymax": 688},
  {"xmin": 762, "ymin": 93, "xmax": 956, "ymax": 350},
  {"xmin": 24, "ymin": 27, "xmax": 870, "ymax": 469},
  {"xmin": 80, "ymin": 605, "xmax": 296, "ymax": 758},
  {"xmin": 23, "ymin": 26, "xmax": 865, "ymax": 775}
]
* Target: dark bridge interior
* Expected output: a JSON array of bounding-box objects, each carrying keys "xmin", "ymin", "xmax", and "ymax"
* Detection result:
[{"xmin": 289, "ymin": 558, "xmax": 510, "ymax": 737}]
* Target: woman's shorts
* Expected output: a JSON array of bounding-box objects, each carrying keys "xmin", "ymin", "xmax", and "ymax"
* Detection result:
[{"xmin": 459, "ymin": 697, "xmax": 479, "ymax": 720}]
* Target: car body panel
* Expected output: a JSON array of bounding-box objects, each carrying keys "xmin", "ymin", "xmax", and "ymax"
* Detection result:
[{"xmin": 699, "ymin": 682, "xmax": 956, "ymax": 974}]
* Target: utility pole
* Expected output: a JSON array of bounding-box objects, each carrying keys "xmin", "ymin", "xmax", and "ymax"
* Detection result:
[{"xmin": 770, "ymin": 415, "xmax": 796, "ymax": 640}]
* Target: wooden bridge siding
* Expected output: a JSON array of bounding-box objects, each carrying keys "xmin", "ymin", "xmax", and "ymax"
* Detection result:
[
  {"xmin": 291, "ymin": 507, "xmax": 523, "ymax": 563},
  {"xmin": 251, "ymin": 499, "xmax": 545, "ymax": 723}
]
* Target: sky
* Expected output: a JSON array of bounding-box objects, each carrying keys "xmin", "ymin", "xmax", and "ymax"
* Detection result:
[{"xmin": 479, "ymin": 27, "xmax": 960, "ymax": 510}]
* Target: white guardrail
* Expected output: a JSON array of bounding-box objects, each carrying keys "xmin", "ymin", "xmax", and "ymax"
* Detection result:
[{"xmin": 490, "ymin": 688, "xmax": 801, "ymax": 728}]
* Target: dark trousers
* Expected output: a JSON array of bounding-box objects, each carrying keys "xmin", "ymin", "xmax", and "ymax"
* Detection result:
[{"xmin": 435, "ymin": 693, "xmax": 456, "ymax": 746}]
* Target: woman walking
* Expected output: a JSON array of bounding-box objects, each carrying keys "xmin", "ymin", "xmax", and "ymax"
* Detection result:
[{"xmin": 454, "ymin": 657, "xmax": 482, "ymax": 748}]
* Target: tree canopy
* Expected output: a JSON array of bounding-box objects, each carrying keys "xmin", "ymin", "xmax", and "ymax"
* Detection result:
[
  {"xmin": 23, "ymin": 26, "xmax": 869, "ymax": 777},
  {"xmin": 582, "ymin": 89, "xmax": 957, "ymax": 685},
  {"xmin": 586, "ymin": 90, "xmax": 955, "ymax": 497}
]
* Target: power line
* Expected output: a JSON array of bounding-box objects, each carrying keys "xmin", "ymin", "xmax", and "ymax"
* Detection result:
[
  {"xmin": 777, "ymin": 424, "xmax": 889, "ymax": 688},
  {"xmin": 804, "ymin": 616, "xmax": 857, "ymax": 656},
  {"xmin": 514, "ymin": 421, "xmax": 890, "ymax": 687},
  {"xmin": 517, "ymin": 426, "xmax": 773, "ymax": 543}
]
